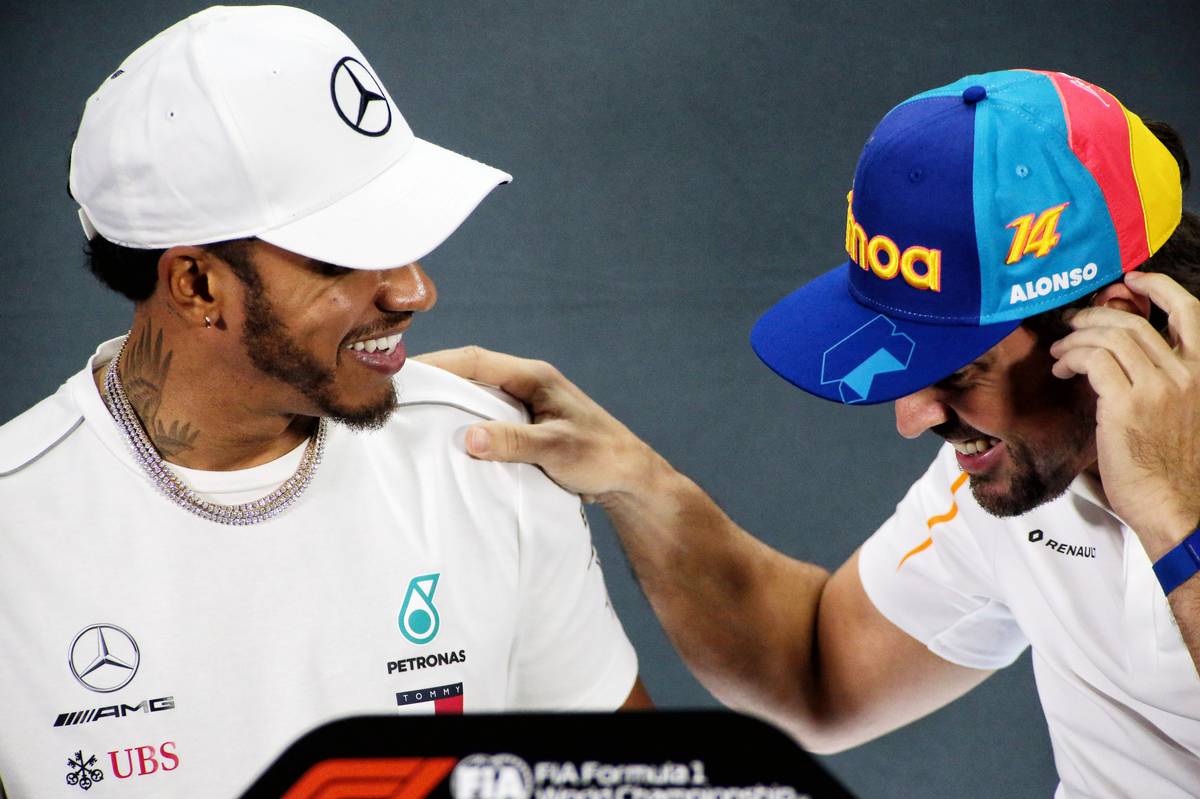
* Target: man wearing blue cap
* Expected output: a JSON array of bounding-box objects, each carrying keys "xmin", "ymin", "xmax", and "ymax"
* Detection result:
[{"xmin": 423, "ymin": 70, "xmax": 1200, "ymax": 795}]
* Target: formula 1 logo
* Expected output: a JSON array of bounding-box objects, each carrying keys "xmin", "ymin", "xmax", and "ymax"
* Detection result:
[
  {"xmin": 281, "ymin": 758, "xmax": 456, "ymax": 799},
  {"xmin": 399, "ymin": 574, "xmax": 441, "ymax": 645}
]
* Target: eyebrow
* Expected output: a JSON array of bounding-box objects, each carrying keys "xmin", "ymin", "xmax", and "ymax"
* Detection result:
[{"xmin": 306, "ymin": 259, "xmax": 354, "ymax": 277}]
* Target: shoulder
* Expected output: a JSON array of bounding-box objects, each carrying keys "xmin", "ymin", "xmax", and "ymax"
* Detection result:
[
  {"xmin": 0, "ymin": 383, "xmax": 85, "ymax": 478},
  {"xmin": 394, "ymin": 360, "xmax": 528, "ymax": 424}
]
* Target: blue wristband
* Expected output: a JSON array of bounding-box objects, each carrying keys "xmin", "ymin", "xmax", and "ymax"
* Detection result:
[{"xmin": 1153, "ymin": 528, "xmax": 1200, "ymax": 595}]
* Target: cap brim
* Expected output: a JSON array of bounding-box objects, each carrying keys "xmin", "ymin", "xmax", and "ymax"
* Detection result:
[
  {"xmin": 750, "ymin": 263, "xmax": 1020, "ymax": 405},
  {"xmin": 258, "ymin": 138, "xmax": 511, "ymax": 269}
]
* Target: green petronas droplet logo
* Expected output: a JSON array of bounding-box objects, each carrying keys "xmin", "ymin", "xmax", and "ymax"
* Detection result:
[{"xmin": 399, "ymin": 573, "xmax": 440, "ymax": 645}]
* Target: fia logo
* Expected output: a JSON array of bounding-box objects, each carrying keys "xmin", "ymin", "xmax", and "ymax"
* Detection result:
[
  {"xmin": 451, "ymin": 753, "xmax": 533, "ymax": 799},
  {"xmin": 399, "ymin": 574, "xmax": 441, "ymax": 645}
]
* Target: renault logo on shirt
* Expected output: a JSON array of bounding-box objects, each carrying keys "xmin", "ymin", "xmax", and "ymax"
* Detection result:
[
  {"xmin": 69, "ymin": 624, "xmax": 140, "ymax": 693},
  {"xmin": 399, "ymin": 573, "xmax": 441, "ymax": 644}
]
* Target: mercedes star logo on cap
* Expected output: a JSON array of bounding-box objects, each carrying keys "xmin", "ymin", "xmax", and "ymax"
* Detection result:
[
  {"xmin": 68, "ymin": 623, "xmax": 140, "ymax": 693},
  {"xmin": 330, "ymin": 56, "xmax": 392, "ymax": 137}
]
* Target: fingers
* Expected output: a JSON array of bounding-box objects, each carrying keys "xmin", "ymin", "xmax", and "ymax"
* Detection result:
[
  {"xmin": 415, "ymin": 345, "xmax": 564, "ymax": 402},
  {"xmin": 1060, "ymin": 306, "xmax": 1175, "ymax": 364},
  {"xmin": 413, "ymin": 346, "xmax": 478, "ymax": 373},
  {"xmin": 1051, "ymin": 346, "xmax": 1131, "ymax": 394},
  {"xmin": 463, "ymin": 419, "xmax": 560, "ymax": 463},
  {"xmin": 1051, "ymin": 314, "xmax": 1181, "ymax": 384}
]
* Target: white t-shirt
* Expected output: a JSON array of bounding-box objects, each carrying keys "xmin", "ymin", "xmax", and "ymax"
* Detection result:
[
  {"xmin": 0, "ymin": 338, "xmax": 637, "ymax": 798},
  {"xmin": 859, "ymin": 444, "xmax": 1200, "ymax": 798}
]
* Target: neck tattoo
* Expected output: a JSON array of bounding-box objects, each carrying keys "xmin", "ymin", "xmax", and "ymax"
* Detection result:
[{"xmin": 102, "ymin": 332, "xmax": 327, "ymax": 525}]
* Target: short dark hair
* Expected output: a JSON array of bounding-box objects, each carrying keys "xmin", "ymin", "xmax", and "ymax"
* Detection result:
[
  {"xmin": 85, "ymin": 236, "xmax": 259, "ymax": 302},
  {"xmin": 1023, "ymin": 119, "xmax": 1200, "ymax": 344}
]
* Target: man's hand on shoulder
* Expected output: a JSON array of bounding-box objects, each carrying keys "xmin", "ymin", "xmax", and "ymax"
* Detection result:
[{"xmin": 415, "ymin": 346, "xmax": 668, "ymax": 504}]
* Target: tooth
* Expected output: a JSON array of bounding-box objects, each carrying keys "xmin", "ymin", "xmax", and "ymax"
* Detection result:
[
  {"xmin": 388, "ymin": 333, "xmax": 402, "ymax": 347},
  {"xmin": 365, "ymin": 339, "xmax": 378, "ymax": 353},
  {"xmin": 354, "ymin": 341, "xmax": 366, "ymax": 351}
]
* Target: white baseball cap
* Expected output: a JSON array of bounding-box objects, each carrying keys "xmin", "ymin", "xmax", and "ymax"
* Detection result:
[{"xmin": 69, "ymin": 4, "xmax": 511, "ymax": 270}]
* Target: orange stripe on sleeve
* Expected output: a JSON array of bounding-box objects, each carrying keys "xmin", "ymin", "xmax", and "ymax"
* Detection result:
[{"xmin": 896, "ymin": 471, "xmax": 968, "ymax": 571}]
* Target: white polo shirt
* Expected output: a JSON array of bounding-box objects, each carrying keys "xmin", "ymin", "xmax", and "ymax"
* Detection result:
[
  {"xmin": 0, "ymin": 338, "xmax": 637, "ymax": 798},
  {"xmin": 859, "ymin": 444, "xmax": 1200, "ymax": 798}
]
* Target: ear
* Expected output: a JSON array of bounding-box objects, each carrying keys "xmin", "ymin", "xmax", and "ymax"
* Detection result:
[
  {"xmin": 157, "ymin": 246, "xmax": 234, "ymax": 328},
  {"xmin": 1090, "ymin": 274, "xmax": 1152, "ymax": 318}
]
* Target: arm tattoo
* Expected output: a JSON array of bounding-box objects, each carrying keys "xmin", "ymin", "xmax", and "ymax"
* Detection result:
[{"xmin": 122, "ymin": 324, "xmax": 201, "ymax": 457}]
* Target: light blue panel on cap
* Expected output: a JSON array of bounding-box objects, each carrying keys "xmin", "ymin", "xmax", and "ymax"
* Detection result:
[
  {"xmin": 906, "ymin": 70, "xmax": 1025, "ymax": 104},
  {"xmin": 972, "ymin": 71, "xmax": 1121, "ymax": 323}
]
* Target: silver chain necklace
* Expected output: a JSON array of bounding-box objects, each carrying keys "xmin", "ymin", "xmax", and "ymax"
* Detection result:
[{"xmin": 103, "ymin": 334, "xmax": 327, "ymax": 526}]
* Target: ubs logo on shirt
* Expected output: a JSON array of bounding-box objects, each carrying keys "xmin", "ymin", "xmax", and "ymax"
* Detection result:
[{"xmin": 65, "ymin": 750, "xmax": 104, "ymax": 791}]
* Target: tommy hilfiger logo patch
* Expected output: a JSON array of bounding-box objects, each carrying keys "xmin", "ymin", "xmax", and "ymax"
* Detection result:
[
  {"xmin": 1028, "ymin": 530, "xmax": 1096, "ymax": 559},
  {"xmin": 396, "ymin": 682, "xmax": 463, "ymax": 714}
]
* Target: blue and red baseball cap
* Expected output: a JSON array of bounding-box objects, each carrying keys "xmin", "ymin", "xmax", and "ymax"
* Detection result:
[{"xmin": 750, "ymin": 69, "xmax": 1182, "ymax": 405}]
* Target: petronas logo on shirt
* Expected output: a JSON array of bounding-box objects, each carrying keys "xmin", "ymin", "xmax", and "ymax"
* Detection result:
[{"xmin": 399, "ymin": 573, "xmax": 441, "ymax": 645}]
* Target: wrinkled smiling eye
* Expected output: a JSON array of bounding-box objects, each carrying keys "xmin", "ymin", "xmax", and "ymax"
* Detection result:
[{"xmin": 936, "ymin": 366, "xmax": 976, "ymax": 392}]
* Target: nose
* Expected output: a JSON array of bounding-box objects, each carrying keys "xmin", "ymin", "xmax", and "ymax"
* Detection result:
[
  {"xmin": 377, "ymin": 261, "xmax": 437, "ymax": 313},
  {"xmin": 894, "ymin": 386, "xmax": 950, "ymax": 439}
]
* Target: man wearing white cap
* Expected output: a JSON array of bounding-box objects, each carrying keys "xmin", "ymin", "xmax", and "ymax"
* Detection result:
[{"xmin": 0, "ymin": 6, "xmax": 646, "ymax": 797}]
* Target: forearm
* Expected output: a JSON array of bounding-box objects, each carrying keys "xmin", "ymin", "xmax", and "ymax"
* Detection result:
[{"xmin": 597, "ymin": 454, "xmax": 833, "ymax": 735}]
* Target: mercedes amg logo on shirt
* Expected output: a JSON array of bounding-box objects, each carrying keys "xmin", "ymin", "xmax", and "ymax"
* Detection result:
[
  {"xmin": 330, "ymin": 56, "xmax": 392, "ymax": 136},
  {"xmin": 69, "ymin": 623, "xmax": 140, "ymax": 693}
]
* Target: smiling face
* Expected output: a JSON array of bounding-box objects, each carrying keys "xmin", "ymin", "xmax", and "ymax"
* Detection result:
[
  {"xmin": 224, "ymin": 241, "xmax": 437, "ymax": 430},
  {"xmin": 894, "ymin": 325, "xmax": 1098, "ymax": 517}
]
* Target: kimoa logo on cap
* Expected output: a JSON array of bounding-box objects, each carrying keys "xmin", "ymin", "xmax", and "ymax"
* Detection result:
[{"xmin": 845, "ymin": 192, "xmax": 942, "ymax": 292}]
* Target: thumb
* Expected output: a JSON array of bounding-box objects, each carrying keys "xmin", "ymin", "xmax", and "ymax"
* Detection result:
[{"xmin": 464, "ymin": 422, "xmax": 545, "ymax": 464}]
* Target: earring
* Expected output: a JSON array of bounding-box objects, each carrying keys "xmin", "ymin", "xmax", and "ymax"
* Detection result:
[{"xmin": 204, "ymin": 316, "xmax": 213, "ymax": 329}]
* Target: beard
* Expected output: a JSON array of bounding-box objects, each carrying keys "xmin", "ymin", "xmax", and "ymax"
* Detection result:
[
  {"xmin": 239, "ymin": 276, "xmax": 398, "ymax": 431},
  {"xmin": 935, "ymin": 400, "xmax": 1095, "ymax": 518}
]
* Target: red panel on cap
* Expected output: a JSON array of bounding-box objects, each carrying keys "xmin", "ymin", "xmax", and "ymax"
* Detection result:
[{"xmin": 1039, "ymin": 71, "xmax": 1149, "ymax": 270}]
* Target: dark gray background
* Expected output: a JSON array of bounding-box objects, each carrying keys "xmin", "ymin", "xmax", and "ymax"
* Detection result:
[{"xmin": 2, "ymin": 1, "xmax": 1197, "ymax": 796}]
